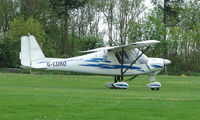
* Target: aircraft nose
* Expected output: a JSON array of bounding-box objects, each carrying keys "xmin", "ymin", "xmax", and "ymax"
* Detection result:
[{"xmin": 163, "ymin": 59, "xmax": 171, "ymax": 65}]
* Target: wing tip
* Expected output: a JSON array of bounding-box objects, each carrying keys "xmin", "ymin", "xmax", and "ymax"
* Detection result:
[{"xmin": 136, "ymin": 40, "xmax": 160, "ymax": 44}]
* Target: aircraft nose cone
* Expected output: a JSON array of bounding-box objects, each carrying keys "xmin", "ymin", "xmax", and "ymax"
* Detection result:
[{"xmin": 164, "ymin": 59, "xmax": 171, "ymax": 65}]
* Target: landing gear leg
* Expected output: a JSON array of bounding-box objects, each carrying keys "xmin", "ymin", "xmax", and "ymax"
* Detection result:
[
  {"xmin": 114, "ymin": 76, "xmax": 122, "ymax": 83},
  {"xmin": 114, "ymin": 76, "xmax": 117, "ymax": 83}
]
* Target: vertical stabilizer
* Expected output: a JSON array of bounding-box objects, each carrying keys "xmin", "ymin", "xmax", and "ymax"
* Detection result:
[{"xmin": 19, "ymin": 35, "xmax": 45, "ymax": 67}]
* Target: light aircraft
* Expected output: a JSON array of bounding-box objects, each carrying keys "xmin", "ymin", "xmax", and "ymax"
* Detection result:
[{"xmin": 19, "ymin": 35, "xmax": 171, "ymax": 90}]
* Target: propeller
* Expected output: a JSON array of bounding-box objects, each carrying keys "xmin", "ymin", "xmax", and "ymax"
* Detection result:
[
  {"xmin": 163, "ymin": 59, "xmax": 171, "ymax": 75},
  {"xmin": 161, "ymin": 42, "xmax": 171, "ymax": 75},
  {"xmin": 164, "ymin": 60, "xmax": 168, "ymax": 75}
]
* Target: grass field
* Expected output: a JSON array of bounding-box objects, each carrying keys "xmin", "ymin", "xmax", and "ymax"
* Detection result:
[{"xmin": 0, "ymin": 72, "xmax": 200, "ymax": 120}]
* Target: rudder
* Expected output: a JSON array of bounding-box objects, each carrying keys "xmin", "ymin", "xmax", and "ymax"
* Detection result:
[{"xmin": 19, "ymin": 35, "xmax": 45, "ymax": 67}]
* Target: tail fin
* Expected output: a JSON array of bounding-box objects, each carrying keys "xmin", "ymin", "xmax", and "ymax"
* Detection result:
[{"xmin": 19, "ymin": 35, "xmax": 45, "ymax": 67}]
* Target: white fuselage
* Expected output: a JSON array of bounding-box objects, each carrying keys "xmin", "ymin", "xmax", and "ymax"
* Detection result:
[
  {"xmin": 20, "ymin": 35, "xmax": 171, "ymax": 77},
  {"xmin": 32, "ymin": 50, "xmax": 165, "ymax": 76}
]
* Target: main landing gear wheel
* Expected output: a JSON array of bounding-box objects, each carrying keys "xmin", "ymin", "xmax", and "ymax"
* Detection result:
[{"xmin": 105, "ymin": 76, "xmax": 128, "ymax": 89}]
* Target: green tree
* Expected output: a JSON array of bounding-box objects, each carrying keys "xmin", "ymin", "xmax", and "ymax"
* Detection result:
[
  {"xmin": 8, "ymin": 16, "xmax": 45, "ymax": 44},
  {"xmin": 50, "ymin": 0, "xmax": 87, "ymax": 56},
  {"xmin": 0, "ymin": 0, "xmax": 18, "ymax": 33},
  {"xmin": 151, "ymin": 0, "xmax": 183, "ymax": 58},
  {"xmin": 20, "ymin": 0, "xmax": 49, "ymax": 19},
  {"xmin": 0, "ymin": 16, "xmax": 46, "ymax": 67}
]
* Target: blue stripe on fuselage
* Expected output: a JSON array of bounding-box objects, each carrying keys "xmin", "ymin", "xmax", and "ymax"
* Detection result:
[
  {"xmin": 37, "ymin": 61, "xmax": 48, "ymax": 64},
  {"xmin": 79, "ymin": 64, "xmax": 141, "ymax": 70},
  {"xmin": 85, "ymin": 58, "xmax": 111, "ymax": 63},
  {"xmin": 151, "ymin": 65, "xmax": 163, "ymax": 68}
]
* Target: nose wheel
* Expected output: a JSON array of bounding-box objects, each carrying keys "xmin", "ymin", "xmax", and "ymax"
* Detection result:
[
  {"xmin": 151, "ymin": 88, "xmax": 160, "ymax": 91},
  {"xmin": 147, "ymin": 75, "xmax": 161, "ymax": 91}
]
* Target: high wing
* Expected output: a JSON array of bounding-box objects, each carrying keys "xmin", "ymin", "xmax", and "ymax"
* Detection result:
[{"xmin": 79, "ymin": 40, "xmax": 160, "ymax": 53}]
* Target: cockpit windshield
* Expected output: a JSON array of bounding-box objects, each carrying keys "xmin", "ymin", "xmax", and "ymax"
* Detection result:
[
  {"xmin": 115, "ymin": 48, "xmax": 148, "ymax": 64},
  {"xmin": 132, "ymin": 48, "xmax": 148, "ymax": 64}
]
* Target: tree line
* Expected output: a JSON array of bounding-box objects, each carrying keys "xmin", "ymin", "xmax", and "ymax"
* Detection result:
[{"xmin": 0, "ymin": 0, "xmax": 199, "ymax": 75}]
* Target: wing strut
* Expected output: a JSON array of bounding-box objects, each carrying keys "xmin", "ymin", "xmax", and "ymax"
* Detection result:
[
  {"xmin": 112, "ymin": 46, "xmax": 150, "ymax": 84},
  {"xmin": 122, "ymin": 46, "xmax": 150, "ymax": 75},
  {"xmin": 124, "ymin": 75, "xmax": 138, "ymax": 82}
]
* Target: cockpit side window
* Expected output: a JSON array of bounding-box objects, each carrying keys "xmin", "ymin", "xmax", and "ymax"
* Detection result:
[
  {"xmin": 115, "ymin": 52, "xmax": 122, "ymax": 64},
  {"xmin": 115, "ymin": 51, "xmax": 132, "ymax": 64},
  {"xmin": 115, "ymin": 49, "xmax": 148, "ymax": 64}
]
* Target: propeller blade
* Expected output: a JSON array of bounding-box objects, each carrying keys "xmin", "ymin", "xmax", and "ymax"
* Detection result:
[
  {"xmin": 164, "ymin": 64, "xmax": 168, "ymax": 75},
  {"xmin": 163, "ymin": 59, "xmax": 170, "ymax": 75}
]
